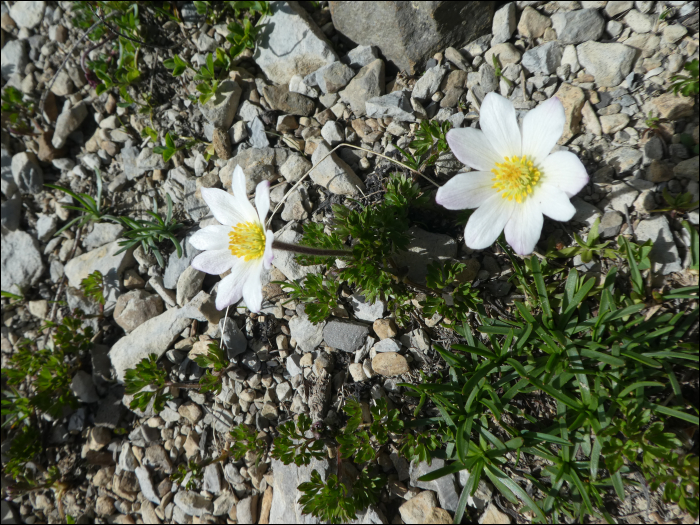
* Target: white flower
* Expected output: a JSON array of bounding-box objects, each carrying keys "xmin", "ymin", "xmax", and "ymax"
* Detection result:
[
  {"xmin": 189, "ymin": 166, "xmax": 274, "ymax": 312},
  {"xmin": 436, "ymin": 93, "xmax": 589, "ymax": 255}
]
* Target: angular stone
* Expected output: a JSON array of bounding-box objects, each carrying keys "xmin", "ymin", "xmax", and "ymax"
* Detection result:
[
  {"xmin": 554, "ymin": 83, "xmax": 585, "ymax": 143},
  {"xmin": 269, "ymin": 457, "xmax": 331, "ymax": 523},
  {"xmin": 635, "ymin": 216, "xmax": 681, "ymax": 275},
  {"xmin": 644, "ymin": 92, "xmax": 695, "ymax": 120},
  {"xmin": 70, "ymin": 370, "xmax": 98, "ymax": 403},
  {"xmin": 605, "ymin": 147, "xmax": 643, "ymax": 175},
  {"xmin": 600, "ymin": 113, "xmax": 630, "ymax": 135},
  {"xmin": 1, "ymin": 230, "xmax": 45, "ymax": 294},
  {"xmin": 551, "ymin": 9, "xmax": 605, "ymax": 44},
  {"xmin": 338, "ymin": 58, "xmax": 385, "ymax": 115},
  {"xmin": 410, "ymin": 458, "xmax": 460, "ymax": 513},
  {"xmin": 134, "ymin": 466, "xmax": 161, "ymax": 505},
  {"xmin": 372, "ymin": 352, "xmax": 409, "ymax": 376},
  {"xmin": 492, "ymin": 3, "xmax": 516, "ymax": 45},
  {"xmin": 306, "ymin": 61, "xmax": 356, "ymax": 94},
  {"xmin": 11, "ymin": 151, "xmax": 43, "ymax": 194},
  {"xmin": 83, "ymin": 223, "xmax": 124, "ymax": 251},
  {"xmin": 323, "ymin": 319, "xmax": 369, "ymax": 352},
  {"xmin": 254, "ymin": 1, "xmax": 338, "ymax": 85},
  {"xmin": 576, "ymin": 42, "xmax": 636, "ymax": 88},
  {"xmin": 522, "ymin": 41, "xmax": 562, "ymax": 75},
  {"xmin": 412, "ymin": 65, "xmax": 448, "ymax": 101},
  {"xmin": 366, "ymin": 91, "xmax": 416, "ymax": 122},
  {"xmin": 263, "ymin": 85, "xmax": 315, "ymax": 116},
  {"xmin": 280, "ymin": 154, "xmax": 312, "ymax": 183},
  {"xmin": 114, "ymin": 289, "xmax": 164, "ymax": 333},
  {"xmin": 310, "ymin": 141, "xmax": 365, "ymax": 195},
  {"xmin": 53, "ymin": 101, "xmax": 88, "ymax": 149},
  {"xmin": 517, "ymin": 6, "xmax": 551, "ymax": 39},
  {"xmin": 599, "ymin": 211, "xmax": 624, "ymax": 238},
  {"xmin": 483, "ymin": 43, "xmax": 521, "ymax": 67},
  {"xmin": 329, "ymin": 2, "xmax": 494, "ymax": 74},
  {"xmin": 341, "ymin": 45, "xmax": 379, "ymax": 69},
  {"xmin": 624, "ymin": 9, "xmax": 653, "ymax": 33},
  {"xmin": 176, "ymin": 265, "xmax": 205, "ymax": 306},
  {"xmin": 200, "ymin": 81, "xmax": 242, "ymax": 129},
  {"xmin": 9, "ymin": 1, "xmax": 45, "ymax": 29},
  {"xmin": 674, "ymin": 157, "xmax": 699, "ymax": 181},
  {"xmin": 174, "ymin": 491, "xmax": 213, "ymax": 517},
  {"xmin": 349, "ymin": 294, "xmax": 385, "ymax": 322},
  {"xmin": 164, "ymin": 232, "xmax": 200, "ymax": 289},
  {"xmin": 399, "ymin": 491, "xmax": 451, "ymax": 524},
  {"xmin": 272, "ymin": 228, "xmax": 323, "ymax": 281}
]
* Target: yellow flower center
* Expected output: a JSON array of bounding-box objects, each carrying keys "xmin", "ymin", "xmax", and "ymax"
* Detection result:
[
  {"xmin": 229, "ymin": 222, "xmax": 266, "ymax": 261},
  {"xmin": 491, "ymin": 155, "xmax": 542, "ymax": 203}
]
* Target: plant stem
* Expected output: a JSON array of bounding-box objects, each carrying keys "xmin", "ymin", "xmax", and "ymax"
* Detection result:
[{"xmin": 271, "ymin": 241, "xmax": 352, "ymax": 257}]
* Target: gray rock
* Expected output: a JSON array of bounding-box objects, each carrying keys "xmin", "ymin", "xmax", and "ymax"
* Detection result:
[
  {"xmin": 571, "ymin": 197, "xmax": 602, "ymax": 226},
  {"xmin": 237, "ymin": 100, "xmax": 264, "ymax": 122},
  {"xmin": 410, "ymin": 458, "xmax": 460, "ymax": 513},
  {"xmin": 273, "ymin": 227, "xmax": 323, "ymax": 281},
  {"xmin": 635, "ymin": 215, "xmax": 682, "ymax": 275},
  {"xmin": 412, "ymin": 65, "xmax": 448, "ymax": 101},
  {"xmin": 289, "ymin": 74, "xmax": 319, "ymax": 98},
  {"xmin": 522, "ymin": 41, "xmax": 562, "ymax": 75},
  {"xmin": 94, "ymin": 395, "xmax": 123, "ymax": 428},
  {"xmin": 200, "ymin": 80, "xmax": 242, "ymax": 129},
  {"xmin": 286, "ymin": 354, "xmax": 304, "ymax": 376},
  {"xmin": 9, "ymin": 1, "xmax": 45, "ymax": 28},
  {"xmin": 321, "ymin": 120, "xmax": 344, "ymax": 146},
  {"xmin": 174, "ymin": 491, "xmax": 213, "ymax": 517},
  {"xmin": 1, "ymin": 194, "xmax": 21, "ymax": 231},
  {"xmin": 70, "ymin": 370, "xmax": 98, "ymax": 403},
  {"xmin": 576, "ymin": 42, "xmax": 636, "ymax": 88},
  {"xmin": 64, "ymin": 240, "xmax": 134, "ymax": 307},
  {"xmin": 599, "ymin": 211, "xmax": 624, "ymax": 239},
  {"xmin": 643, "ymin": 136, "xmax": 664, "ymax": 162},
  {"xmin": 176, "ymin": 265, "xmax": 205, "ymax": 307},
  {"xmin": 289, "ymin": 309, "xmax": 325, "ymax": 353},
  {"xmin": 82, "ymin": 222, "xmax": 124, "ymax": 252},
  {"xmin": 241, "ymin": 351, "xmax": 260, "ymax": 372},
  {"xmin": 605, "ymin": 147, "xmax": 643, "ymax": 175},
  {"xmin": 254, "ymin": 1, "xmax": 338, "ymax": 85},
  {"xmin": 114, "ymin": 289, "xmax": 164, "ymax": 333},
  {"xmin": 213, "ymin": 493, "xmax": 237, "ymax": 517},
  {"xmin": 323, "ymin": 319, "xmax": 369, "ymax": 353},
  {"xmin": 11, "ymin": 152, "xmax": 43, "ymax": 194},
  {"xmin": 270, "ymin": 457, "xmax": 331, "ymax": 523},
  {"xmin": 551, "ymin": 9, "xmax": 605, "ymax": 45},
  {"xmin": 203, "ymin": 463, "xmax": 224, "ymax": 495},
  {"xmin": 310, "ymin": 141, "xmax": 365, "ymax": 196},
  {"xmin": 341, "ymin": 45, "xmax": 379, "ymax": 69},
  {"xmin": 1, "ymin": 146, "xmax": 17, "ymax": 198},
  {"xmin": 306, "ymin": 61, "xmax": 356, "ymax": 94},
  {"xmin": 109, "ymin": 306, "xmax": 195, "ymax": 381},
  {"xmin": 1, "ymin": 40, "xmax": 28, "ymax": 80},
  {"xmin": 1, "ymin": 230, "xmax": 45, "ymax": 293},
  {"xmin": 218, "ymin": 146, "xmax": 288, "ymax": 192},
  {"xmin": 247, "ymin": 116, "xmax": 270, "ymax": 148},
  {"xmin": 349, "ymin": 294, "xmax": 386, "ymax": 322},
  {"xmin": 164, "ymin": 232, "xmax": 200, "ymax": 289},
  {"xmin": 237, "ymin": 495, "xmax": 258, "ymax": 524},
  {"xmin": 624, "ymin": 9, "xmax": 653, "ymax": 33},
  {"xmin": 118, "ymin": 442, "xmax": 138, "ymax": 471},
  {"xmin": 281, "ymin": 188, "xmax": 310, "ymax": 221},
  {"xmin": 53, "ymin": 101, "xmax": 88, "ymax": 149},
  {"xmin": 330, "ymin": 2, "xmax": 494, "ymax": 74},
  {"xmin": 394, "ymin": 226, "xmax": 457, "ymax": 284},
  {"xmin": 365, "ymin": 91, "xmax": 416, "ymax": 122},
  {"xmin": 605, "ymin": 1, "xmax": 633, "ymax": 17},
  {"xmin": 280, "ymin": 154, "xmax": 312, "ymax": 183},
  {"xmin": 220, "ymin": 317, "xmax": 247, "ymax": 358},
  {"xmin": 35, "ymin": 214, "xmax": 56, "ymax": 242},
  {"xmin": 674, "ymin": 157, "xmax": 699, "ymax": 181},
  {"xmin": 134, "ymin": 467, "xmax": 160, "ymax": 505},
  {"xmin": 263, "ymin": 84, "xmax": 315, "ymax": 116},
  {"xmin": 491, "ymin": 2, "xmax": 516, "ymax": 45},
  {"xmin": 601, "ymin": 182, "xmax": 639, "ymax": 213},
  {"xmin": 374, "ymin": 338, "xmax": 400, "ymax": 353},
  {"xmin": 338, "ymin": 59, "xmax": 385, "ymax": 115},
  {"xmin": 458, "ymin": 471, "xmax": 493, "ymax": 509},
  {"xmin": 196, "ymin": 31, "xmax": 216, "ymax": 52}
]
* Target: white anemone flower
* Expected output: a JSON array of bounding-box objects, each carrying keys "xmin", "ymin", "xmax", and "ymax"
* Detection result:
[
  {"xmin": 189, "ymin": 166, "xmax": 274, "ymax": 312},
  {"xmin": 436, "ymin": 92, "xmax": 589, "ymax": 255}
]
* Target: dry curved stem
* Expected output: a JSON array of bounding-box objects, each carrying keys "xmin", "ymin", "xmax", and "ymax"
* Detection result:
[{"xmin": 267, "ymin": 143, "xmax": 439, "ymax": 228}]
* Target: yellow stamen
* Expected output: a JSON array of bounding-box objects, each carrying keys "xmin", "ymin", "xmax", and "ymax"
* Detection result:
[
  {"xmin": 228, "ymin": 222, "xmax": 266, "ymax": 261},
  {"xmin": 490, "ymin": 154, "xmax": 542, "ymax": 203}
]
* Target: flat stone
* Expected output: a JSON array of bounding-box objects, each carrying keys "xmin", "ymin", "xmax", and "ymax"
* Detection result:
[
  {"xmin": 254, "ymin": 1, "xmax": 338, "ymax": 85},
  {"xmin": 366, "ymin": 90, "xmax": 416, "ymax": 122},
  {"xmin": 310, "ymin": 141, "xmax": 365, "ymax": 195},
  {"xmin": 83, "ymin": 223, "xmax": 124, "ymax": 251},
  {"xmin": 605, "ymin": 1, "xmax": 634, "ymax": 17},
  {"xmin": 174, "ymin": 491, "xmax": 213, "ymax": 517},
  {"xmin": 571, "ymin": 197, "xmax": 602, "ymax": 226},
  {"xmin": 339, "ymin": 58, "xmax": 385, "ymax": 115},
  {"xmin": 635, "ymin": 215, "xmax": 682, "ymax": 275},
  {"xmin": 306, "ymin": 61, "xmax": 356, "ymax": 94},
  {"xmin": 517, "ymin": 6, "xmax": 551, "ymax": 39},
  {"xmin": 164, "ymin": 231, "xmax": 200, "ymax": 289},
  {"xmin": 323, "ymin": 319, "xmax": 369, "ymax": 352},
  {"xmin": 289, "ymin": 310, "xmax": 326, "ymax": 353},
  {"xmin": 374, "ymin": 338, "xmax": 401, "ymax": 353},
  {"xmin": 605, "ymin": 147, "xmax": 643, "ymax": 175},
  {"xmin": 53, "ymin": 101, "xmax": 88, "ymax": 149},
  {"xmin": 624, "ymin": 9, "xmax": 653, "ymax": 33},
  {"xmin": 220, "ymin": 317, "xmax": 248, "ymax": 358},
  {"xmin": 554, "ymin": 83, "xmax": 585, "ymax": 143},
  {"xmin": 551, "ymin": 9, "xmax": 605, "ymax": 44},
  {"xmin": 114, "ymin": 289, "xmax": 164, "ymax": 332},
  {"xmin": 372, "ymin": 352, "xmax": 409, "ymax": 376},
  {"xmin": 662, "ymin": 24, "xmax": 688, "ymax": 44},
  {"xmin": 9, "ymin": 1, "xmax": 45, "ymax": 29},
  {"xmin": 600, "ymin": 113, "xmax": 630, "ymax": 135},
  {"xmin": 280, "ymin": 154, "xmax": 312, "ymax": 183},
  {"xmin": 644, "ymin": 92, "xmax": 695, "ymax": 120},
  {"xmin": 483, "ymin": 43, "xmax": 521, "ymax": 67},
  {"xmin": 576, "ymin": 42, "xmax": 636, "ymax": 88},
  {"xmin": 70, "ymin": 370, "xmax": 98, "ymax": 403},
  {"xmin": 341, "ymin": 45, "xmax": 380, "ymax": 69},
  {"xmin": 321, "ymin": 120, "xmax": 344, "ymax": 146},
  {"xmin": 203, "ymin": 463, "xmax": 224, "ymax": 495},
  {"xmin": 399, "ymin": 491, "xmax": 451, "ymax": 524},
  {"xmin": 413, "ymin": 65, "xmax": 448, "ymax": 101},
  {"xmin": 263, "ymin": 85, "xmax": 315, "ymax": 116},
  {"xmin": 674, "ymin": 157, "xmax": 699, "ymax": 181},
  {"xmin": 410, "ymin": 459, "xmax": 460, "ymax": 513},
  {"xmin": 269, "ymin": 457, "xmax": 331, "ymax": 523},
  {"xmin": 1, "ymin": 230, "xmax": 45, "ymax": 294},
  {"xmin": 349, "ymin": 294, "xmax": 385, "ymax": 322},
  {"xmin": 522, "ymin": 41, "xmax": 562, "ymax": 75},
  {"xmin": 491, "ymin": 3, "xmax": 516, "ymax": 45},
  {"xmin": 394, "ymin": 226, "xmax": 457, "ymax": 284},
  {"xmin": 200, "ymin": 80, "xmax": 242, "ymax": 129},
  {"xmin": 289, "ymin": 73, "xmax": 320, "ymax": 98},
  {"xmin": 599, "ymin": 211, "xmax": 624, "ymax": 238},
  {"xmin": 11, "ymin": 151, "xmax": 43, "ymax": 194},
  {"xmin": 0, "ymin": 39, "xmax": 27, "ymax": 81},
  {"xmin": 134, "ymin": 466, "xmax": 161, "ymax": 505},
  {"xmin": 601, "ymin": 182, "xmax": 639, "ymax": 213},
  {"xmin": 237, "ymin": 495, "xmax": 258, "ymax": 524}
]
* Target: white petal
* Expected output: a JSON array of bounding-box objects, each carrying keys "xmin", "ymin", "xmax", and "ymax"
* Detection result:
[
  {"xmin": 232, "ymin": 165, "xmax": 259, "ymax": 223},
  {"xmin": 262, "ymin": 230, "xmax": 274, "ymax": 269},
  {"xmin": 533, "ymin": 184, "xmax": 576, "ymax": 222},
  {"xmin": 539, "ymin": 151, "xmax": 589, "ymax": 197},
  {"xmin": 463, "ymin": 195, "xmax": 515, "ymax": 250},
  {"xmin": 479, "ymin": 92, "xmax": 521, "ymax": 159},
  {"xmin": 189, "ymin": 225, "xmax": 230, "ymax": 251},
  {"xmin": 255, "ymin": 179, "xmax": 270, "ymax": 225},
  {"xmin": 191, "ymin": 249, "xmax": 236, "ymax": 275},
  {"xmin": 242, "ymin": 262, "xmax": 264, "ymax": 313},
  {"xmin": 521, "ymin": 97, "xmax": 565, "ymax": 165},
  {"xmin": 504, "ymin": 198, "xmax": 543, "ymax": 256},
  {"xmin": 446, "ymin": 128, "xmax": 502, "ymax": 171},
  {"xmin": 200, "ymin": 188, "xmax": 248, "ymax": 226},
  {"xmin": 215, "ymin": 258, "xmax": 254, "ymax": 310},
  {"xmin": 436, "ymin": 172, "xmax": 498, "ymax": 210}
]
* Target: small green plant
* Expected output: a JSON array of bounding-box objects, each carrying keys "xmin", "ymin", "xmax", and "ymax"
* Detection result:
[
  {"xmin": 394, "ymin": 120, "xmax": 452, "ymax": 171},
  {"xmin": 116, "ymin": 194, "xmax": 184, "ymax": 268},
  {"xmin": 192, "ymin": 341, "xmax": 231, "ymax": 394},
  {"xmin": 80, "ymin": 270, "xmax": 106, "ymax": 307},
  {"xmin": 152, "ymin": 131, "xmax": 198, "ymax": 162},
  {"xmin": 420, "ymin": 260, "xmax": 482, "ymax": 326},
  {"xmin": 1, "ymin": 86, "xmax": 37, "ymax": 136},
  {"xmin": 683, "ymin": 220, "xmax": 699, "ymax": 271},
  {"xmin": 653, "ymin": 187, "xmax": 700, "ymax": 215},
  {"xmin": 1, "ymin": 290, "xmax": 25, "ymax": 304},
  {"xmin": 280, "ymin": 274, "xmax": 340, "ymax": 324},
  {"xmin": 124, "ymin": 353, "xmax": 172, "ymax": 413},
  {"xmin": 492, "ymin": 54, "xmax": 512, "ymax": 87},
  {"xmin": 46, "ymin": 169, "xmax": 118, "ymax": 235},
  {"xmin": 171, "ymin": 460, "xmax": 203, "ymax": 490},
  {"xmin": 271, "ymin": 414, "xmax": 326, "ymax": 466},
  {"xmin": 547, "ymin": 217, "xmax": 617, "ymax": 263},
  {"xmin": 669, "ymin": 58, "xmax": 699, "ymax": 97}
]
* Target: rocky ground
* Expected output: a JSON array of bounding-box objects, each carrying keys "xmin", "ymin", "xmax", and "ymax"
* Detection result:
[{"xmin": 1, "ymin": 0, "xmax": 699, "ymax": 524}]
